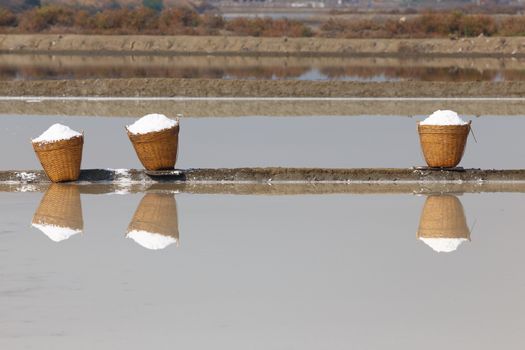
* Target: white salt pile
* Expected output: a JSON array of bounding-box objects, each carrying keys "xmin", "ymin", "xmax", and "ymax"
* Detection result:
[
  {"xmin": 420, "ymin": 110, "xmax": 468, "ymax": 126},
  {"xmin": 127, "ymin": 113, "xmax": 178, "ymax": 135},
  {"xmin": 127, "ymin": 230, "xmax": 178, "ymax": 250},
  {"xmin": 32, "ymin": 223, "xmax": 82, "ymax": 243},
  {"xmin": 419, "ymin": 237, "xmax": 468, "ymax": 253},
  {"xmin": 32, "ymin": 123, "xmax": 82, "ymax": 143}
]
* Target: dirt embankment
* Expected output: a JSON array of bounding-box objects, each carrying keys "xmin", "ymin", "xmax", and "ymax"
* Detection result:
[
  {"xmin": 4, "ymin": 99, "xmax": 525, "ymax": 117},
  {"xmin": 3, "ymin": 168, "xmax": 525, "ymax": 196},
  {"xmin": 2, "ymin": 78, "xmax": 525, "ymax": 97},
  {"xmin": 1, "ymin": 34, "xmax": 525, "ymax": 57}
]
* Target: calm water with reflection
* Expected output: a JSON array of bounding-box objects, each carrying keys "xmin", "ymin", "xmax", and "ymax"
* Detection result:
[
  {"xmin": 2, "ymin": 108, "xmax": 525, "ymax": 348},
  {"xmin": 2, "ymin": 54, "xmax": 525, "ymax": 82},
  {"xmin": 1, "ymin": 188, "xmax": 525, "ymax": 348}
]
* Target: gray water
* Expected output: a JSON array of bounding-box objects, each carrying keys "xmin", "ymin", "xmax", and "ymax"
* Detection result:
[
  {"xmin": 1, "ymin": 190, "xmax": 525, "ymax": 349},
  {"xmin": 2, "ymin": 110, "xmax": 525, "ymax": 348},
  {"xmin": 1, "ymin": 114, "xmax": 525, "ymax": 169}
]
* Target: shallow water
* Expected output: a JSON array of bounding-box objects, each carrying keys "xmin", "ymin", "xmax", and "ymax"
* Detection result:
[
  {"xmin": 1, "ymin": 189, "xmax": 525, "ymax": 349},
  {"xmin": 2, "ymin": 54, "xmax": 525, "ymax": 82},
  {"xmin": 2, "ymin": 103, "xmax": 525, "ymax": 348},
  {"xmin": 1, "ymin": 114, "xmax": 525, "ymax": 169}
]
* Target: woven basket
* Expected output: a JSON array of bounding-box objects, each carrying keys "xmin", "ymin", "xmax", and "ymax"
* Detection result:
[
  {"xmin": 32, "ymin": 135, "xmax": 83, "ymax": 182},
  {"xmin": 32, "ymin": 184, "xmax": 84, "ymax": 231},
  {"xmin": 127, "ymin": 193, "xmax": 179, "ymax": 242},
  {"xmin": 418, "ymin": 122, "xmax": 471, "ymax": 168},
  {"xmin": 126, "ymin": 125, "xmax": 179, "ymax": 171},
  {"xmin": 417, "ymin": 195, "xmax": 470, "ymax": 240}
]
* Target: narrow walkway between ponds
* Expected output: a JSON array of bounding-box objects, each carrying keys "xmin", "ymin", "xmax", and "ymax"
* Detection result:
[{"xmin": 3, "ymin": 168, "xmax": 525, "ymax": 195}]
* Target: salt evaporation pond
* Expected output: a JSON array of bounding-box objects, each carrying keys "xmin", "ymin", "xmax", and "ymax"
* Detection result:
[
  {"xmin": 0, "ymin": 190, "xmax": 524, "ymax": 349},
  {"xmin": 2, "ymin": 108, "xmax": 525, "ymax": 348}
]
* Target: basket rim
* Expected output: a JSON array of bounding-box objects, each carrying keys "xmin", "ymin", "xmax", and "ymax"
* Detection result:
[
  {"xmin": 32, "ymin": 134, "xmax": 84, "ymax": 151},
  {"xmin": 126, "ymin": 124, "xmax": 179, "ymax": 136},
  {"xmin": 417, "ymin": 121, "xmax": 472, "ymax": 127}
]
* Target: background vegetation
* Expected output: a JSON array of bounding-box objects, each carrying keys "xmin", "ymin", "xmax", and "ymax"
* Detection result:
[{"xmin": 1, "ymin": 4, "xmax": 525, "ymax": 38}]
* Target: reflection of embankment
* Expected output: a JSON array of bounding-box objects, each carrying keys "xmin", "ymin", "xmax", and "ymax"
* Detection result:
[
  {"xmin": 5, "ymin": 181, "xmax": 525, "ymax": 195},
  {"xmin": 1, "ymin": 54, "xmax": 525, "ymax": 81},
  {"xmin": 417, "ymin": 195, "xmax": 470, "ymax": 253},
  {"xmin": 126, "ymin": 193, "xmax": 179, "ymax": 250},
  {"xmin": 31, "ymin": 184, "xmax": 84, "ymax": 242}
]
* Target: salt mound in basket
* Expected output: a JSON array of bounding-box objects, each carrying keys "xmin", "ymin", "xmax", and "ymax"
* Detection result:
[
  {"xmin": 126, "ymin": 193, "xmax": 179, "ymax": 250},
  {"xmin": 32, "ymin": 184, "xmax": 83, "ymax": 242},
  {"xmin": 126, "ymin": 114, "xmax": 179, "ymax": 171},
  {"xmin": 32, "ymin": 123, "xmax": 83, "ymax": 182},
  {"xmin": 417, "ymin": 195, "xmax": 470, "ymax": 253},
  {"xmin": 417, "ymin": 110, "xmax": 471, "ymax": 168}
]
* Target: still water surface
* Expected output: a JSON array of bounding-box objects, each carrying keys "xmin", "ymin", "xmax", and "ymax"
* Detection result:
[
  {"xmin": 1, "ymin": 189, "xmax": 524, "ymax": 349},
  {"xmin": 2, "ymin": 54, "xmax": 525, "ymax": 82},
  {"xmin": 2, "ymin": 110, "xmax": 525, "ymax": 348}
]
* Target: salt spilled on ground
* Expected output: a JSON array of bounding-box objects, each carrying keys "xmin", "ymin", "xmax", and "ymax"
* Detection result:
[
  {"xmin": 420, "ymin": 110, "xmax": 468, "ymax": 126},
  {"xmin": 32, "ymin": 123, "xmax": 82, "ymax": 143},
  {"xmin": 127, "ymin": 113, "xmax": 178, "ymax": 135},
  {"xmin": 419, "ymin": 237, "xmax": 468, "ymax": 253},
  {"xmin": 127, "ymin": 230, "xmax": 178, "ymax": 250},
  {"xmin": 32, "ymin": 223, "xmax": 82, "ymax": 243}
]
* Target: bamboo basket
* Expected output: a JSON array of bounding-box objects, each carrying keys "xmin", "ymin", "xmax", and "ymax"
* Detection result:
[
  {"xmin": 32, "ymin": 184, "xmax": 84, "ymax": 232},
  {"xmin": 32, "ymin": 135, "xmax": 83, "ymax": 182},
  {"xmin": 126, "ymin": 125, "xmax": 179, "ymax": 171},
  {"xmin": 127, "ymin": 193, "xmax": 179, "ymax": 244},
  {"xmin": 417, "ymin": 122, "xmax": 471, "ymax": 168},
  {"xmin": 417, "ymin": 195, "xmax": 470, "ymax": 240}
]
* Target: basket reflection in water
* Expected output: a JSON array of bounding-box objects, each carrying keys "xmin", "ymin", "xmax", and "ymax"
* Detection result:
[
  {"xmin": 417, "ymin": 195, "xmax": 471, "ymax": 253},
  {"xmin": 126, "ymin": 193, "xmax": 180, "ymax": 250},
  {"xmin": 31, "ymin": 184, "xmax": 84, "ymax": 242}
]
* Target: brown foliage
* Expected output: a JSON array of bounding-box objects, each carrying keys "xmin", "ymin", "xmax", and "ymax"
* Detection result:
[
  {"xmin": 0, "ymin": 7, "xmax": 17, "ymax": 27},
  {"xmin": 497, "ymin": 16, "xmax": 525, "ymax": 36},
  {"xmin": 320, "ymin": 11, "xmax": 499, "ymax": 38},
  {"xmin": 18, "ymin": 5, "xmax": 75, "ymax": 32},
  {"xmin": 225, "ymin": 18, "xmax": 312, "ymax": 37},
  {"xmin": 2, "ymin": 5, "xmax": 524, "ymax": 38}
]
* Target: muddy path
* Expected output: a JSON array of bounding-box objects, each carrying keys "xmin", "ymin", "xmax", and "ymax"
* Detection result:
[
  {"xmin": 1, "ymin": 34, "xmax": 524, "ymax": 57},
  {"xmin": 3, "ymin": 98, "xmax": 525, "ymax": 117}
]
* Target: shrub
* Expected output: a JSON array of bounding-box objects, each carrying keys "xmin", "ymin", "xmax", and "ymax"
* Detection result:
[
  {"xmin": 459, "ymin": 15, "xmax": 496, "ymax": 36},
  {"xmin": 92, "ymin": 8, "xmax": 127, "ymax": 30},
  {"xmin": 159, "ymin": 7, "xmax": 200, "ymax": 30},
  {"xmin": 499, "ymin": 16, "xmax": 525, "ymax": 36},
  {"xmin": 126, "ymin": 7, "xmax": 159, "ymax": 31},
  {"xmin": 18, "ymin": 5, "xmax": 76, "ymax": 32},
  {"xmin": 226, "ymin": 17, "xmax": 312, "ymax": 37},
  {"xmin": 0, "ymin": 8, "xmax": 17, "ymax": 27}
]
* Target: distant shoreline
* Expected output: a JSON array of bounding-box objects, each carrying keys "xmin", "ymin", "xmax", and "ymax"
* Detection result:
[{"xmin": 1, "ymin": 34, "xmax": 524, "ymax": 57}]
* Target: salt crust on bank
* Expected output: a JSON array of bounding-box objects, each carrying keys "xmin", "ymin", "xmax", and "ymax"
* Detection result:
[
  {"xmin": 32, "ymin": 123, "xmax": 82, "ymax": 143},
  {"xmin": 127, "ymin": 113, "xmax": 178, "ymax": 135},
  {"xmin": 420, "ymin": 110, "xmax": 468, "ymax": 126},
  {"xmin": 127, "ymin": 230, "xmax": 178, "ymax": 250}
]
